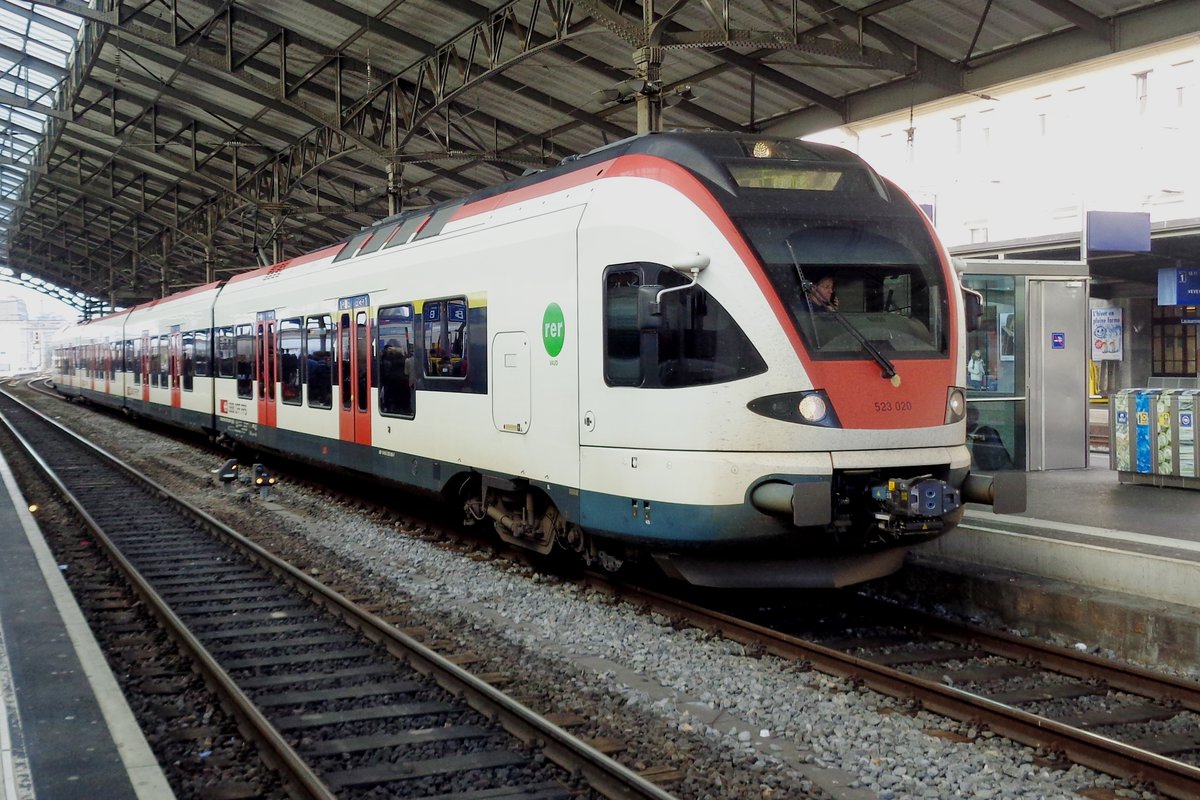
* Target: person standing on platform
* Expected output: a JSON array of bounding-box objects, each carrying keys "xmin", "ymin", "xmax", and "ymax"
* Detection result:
[{"xmin": 967, "ymin": 349, "xmax": 986, "ymax": 389}]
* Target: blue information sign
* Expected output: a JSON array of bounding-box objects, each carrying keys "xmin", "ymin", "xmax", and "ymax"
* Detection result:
[
  {"xmin": 1158, "ymin": 268, "xmax": 1200, "ymax": 306},
  {"xmin": 1051, "ymin": 332, "xmax": 1065, "ymax": 349},
  {"xmin": 338, "ymin": 294, "xmax": 370, "ymax": 311}
]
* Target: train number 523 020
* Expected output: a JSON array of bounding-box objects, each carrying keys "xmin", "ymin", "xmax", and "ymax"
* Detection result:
[{"xmin": 874, "ymin": 400, "xmax": 913, "ymax": 413}]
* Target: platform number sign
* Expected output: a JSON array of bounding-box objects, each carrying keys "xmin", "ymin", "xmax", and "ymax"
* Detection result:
[{"xmin": 542, "ymin": 303, "xmax": 565, "ymax": 358}]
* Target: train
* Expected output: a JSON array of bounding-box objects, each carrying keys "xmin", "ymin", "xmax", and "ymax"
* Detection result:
[{"xmin": 50, "ymin": 131, "xmax": 1024, "ymax": 588}]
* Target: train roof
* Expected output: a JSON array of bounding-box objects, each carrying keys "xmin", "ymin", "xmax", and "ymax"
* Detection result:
[{"xmin": 229, "ymin": 131, "xmax": 892, "ymax": 284}]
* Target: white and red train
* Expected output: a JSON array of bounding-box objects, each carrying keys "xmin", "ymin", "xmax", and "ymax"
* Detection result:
[{"xmin": 51, "ymin": 131, "xmax": 1022, "ymax": 588}]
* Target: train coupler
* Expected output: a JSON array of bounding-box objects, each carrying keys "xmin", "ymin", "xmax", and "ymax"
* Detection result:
[{"xmin": 870, "ymin": 476, "xmax": 961, "ymax": 534}]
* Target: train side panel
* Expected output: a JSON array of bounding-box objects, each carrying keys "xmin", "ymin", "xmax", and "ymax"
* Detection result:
[
  {"xmin": 123, "ymin": 285, "xmax": 220, "ymax": 431},
  {"xmin": 211, "ymin": 206, "xmax": 586, "ymax": 504}
]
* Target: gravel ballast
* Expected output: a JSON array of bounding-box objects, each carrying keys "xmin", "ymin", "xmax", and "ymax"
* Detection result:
[{"xmin": 18, "ymin": 387, "xmax": 1169, "ymax": 800}]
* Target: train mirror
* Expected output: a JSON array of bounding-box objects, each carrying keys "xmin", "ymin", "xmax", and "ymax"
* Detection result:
[
  {"xmin": 670, "ymin": 252, "xmax": 710, "ymax": 274},
  {"xmin": 637, "ymin": 285, "xmax": 664, "ymax": 329},
  {"xmin": 962, "ymin": 287, "xmax": 984, "ymax": 332},
  {"xmin": 644, "ymin": 252, "xmax": 711, "ymax": 329}
]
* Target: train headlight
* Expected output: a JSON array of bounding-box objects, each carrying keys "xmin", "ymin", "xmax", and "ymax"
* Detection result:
[
  {"xmin": 945, "ymin": 387, "xmax": 966, "ymax": 424},
  {"xmin": 748, "ymin": 390, "xmax": 841, "ymax": 427},
  {"xmin": 798, "ymin": 394, "xmax": 828, "ymax": 423}
]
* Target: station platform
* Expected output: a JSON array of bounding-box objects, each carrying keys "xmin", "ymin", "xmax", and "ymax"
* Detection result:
[
  {"xmin": 921, "ymin": 450, "xmax": 1200, "ymax": 608},
  {"xmin": 0, "ymin": 450, "xmax": 173, "ymax": 800},
  {"xmin": 905, "ymin": 449, "xmax": 1200, "ymax": 669}
]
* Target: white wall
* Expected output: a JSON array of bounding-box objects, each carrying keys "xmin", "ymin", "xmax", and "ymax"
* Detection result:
[{"xmin": 806, "ymin": 36, "xmax": 1200, "ymax": 249}]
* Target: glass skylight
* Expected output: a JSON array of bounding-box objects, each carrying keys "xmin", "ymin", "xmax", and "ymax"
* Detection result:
[{"xmin": 0, "ymin": 1, "xmax": 83, "ymax": 255}]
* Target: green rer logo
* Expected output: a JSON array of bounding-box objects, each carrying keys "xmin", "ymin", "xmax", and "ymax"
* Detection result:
[{"xmin": 542, "ymin": 303, "xmax": 565, "ymax": 357}]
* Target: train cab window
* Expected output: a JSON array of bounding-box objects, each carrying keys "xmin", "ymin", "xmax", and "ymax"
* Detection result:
[
  {"xmin": 378, "ymin": 304, "xmax": 416, "ymax": 417},
  {"xmin": 235, "ymin": 324, "xmax": 254, "ymax": 399},
  {"xmin": 149, "ymin": 337, "xmax": 162, "ymax": 387},
  {"xmin": 193, "ymin": 329, "xmax": 210, "ymax": 377},
  {"xmin": 304, "ymin": 314, "xmax": 334, "ymax": 409},
  {"xmin": 423, "ymin": 298, "xmax": 468, "ymax": 379},
  {"xmin": 279, "ymin": 318, "xmax": 303, "ymax": 406},
  {"xmin": 737, "ymin": 219, "xmax": 949, "ymax": 360},
  {"xmin": 182, "ymin": 333, "xmax": 195, "ymax": 391},
  {"xmin": 603, "ymin": 265, "xmax": 766, "ymax": 388}
]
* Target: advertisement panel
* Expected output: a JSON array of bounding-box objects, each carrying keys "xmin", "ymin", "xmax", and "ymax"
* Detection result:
[{"xmin": 1090, "ymin": 307, "xmax": 1122, "ymax": 361}]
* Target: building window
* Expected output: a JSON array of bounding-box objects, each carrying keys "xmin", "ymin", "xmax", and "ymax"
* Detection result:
[
  {"xmin": 1134, "ymin": 70, "xmax": 1150, "ymax": 115},
  {"xmin": 1151, "ymin": 305, "xmax": 1197, "ymax": 377}
]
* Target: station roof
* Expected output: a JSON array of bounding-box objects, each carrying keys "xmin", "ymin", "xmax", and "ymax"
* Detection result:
[{"xmin": 2, "ymin": 0, "xmax": 1198, "ymax": 312}]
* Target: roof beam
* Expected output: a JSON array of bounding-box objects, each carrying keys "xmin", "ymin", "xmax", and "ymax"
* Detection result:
[{"xmin": 1029, "ymin": 0, "xmax": 1112, "ymax": 42}]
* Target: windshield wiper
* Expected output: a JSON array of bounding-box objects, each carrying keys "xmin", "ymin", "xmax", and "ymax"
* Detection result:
[{"xmin": 786, "ymin": 241, "xmax": 898, "ymax": 382}]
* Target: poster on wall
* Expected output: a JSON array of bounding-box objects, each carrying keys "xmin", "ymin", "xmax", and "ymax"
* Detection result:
[
  {"xmin": 999, "ymin": 313, "xmax": 1015, "ymax": 361},
  {"xmin": 1090, "ymin": 307, "xmax": 1123, "ymax": 361}
]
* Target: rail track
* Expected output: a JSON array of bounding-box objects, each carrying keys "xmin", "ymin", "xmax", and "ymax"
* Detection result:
[
  {"xmin": 591, "ymin": 577, "xmax": 1200, "ymax": 799},
  {"xmin": 10, "ymin": 374, "xmax": 1200, "ymax": 797},
  {"xmin": 0, "ymin": 386, "xmax": 679, "ymax": 800}
]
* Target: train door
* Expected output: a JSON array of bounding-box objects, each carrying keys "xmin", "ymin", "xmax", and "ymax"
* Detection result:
[
  {"xmin": 337, "ymin": 296, "xmax": 372, "ymax": 448},
  {"xmin": 256, "ymin": 313, "xmax": 277, "ymax": 428},
  {"xmin": 140, "ymin": 331, "xmax": 151, "ymax": 402},
  {"xmin": 169, "ymin": 327, "xmax": 182, "ymax": 409}
]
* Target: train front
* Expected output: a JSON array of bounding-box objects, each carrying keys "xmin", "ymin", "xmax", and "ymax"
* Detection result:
[{"xmin": 623, "ymin": 134, "xmax": 1025, "ymax": 588}]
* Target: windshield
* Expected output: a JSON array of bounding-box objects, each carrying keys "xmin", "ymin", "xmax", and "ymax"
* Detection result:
[{"xmin": 735, "ymin": 215, "xmax": 950, "ymax": 360}]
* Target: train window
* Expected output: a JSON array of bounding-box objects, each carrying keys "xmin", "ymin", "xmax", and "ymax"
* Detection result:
[
  {"xmin": 132, "ymin": 340, "xmax": 141, "ymax": 384},
  {"xmin": 236, "ymin": 324, "xmax": 254, "ymax": 399},
  {"xmin": 603, "ymin": 265, "xmax": 766, "ymax": 388},
  {"xmin": 423, "ymin": 298, "xmax": 468, "ymax": 379},
  {"xmin": 149, "ymin": 337, "xmax": 161, "ymax": 387},
  {"xmin": 159, "ymin": 337, "xmax": 170, "ymax": 387},
  {"xmin": 304, "ymin": 315, "xmax": 334, "ymax": 409},
  {"xmin": 279, "ymin": 318, "xmax": 303, "ymax": 406},
  {"xmin": 378, "ymin": 304, "xmax": 416, "ymax": 418},
  {"xmin": 182, "ymin": 333, "xmax": 195, "ymax": 391},
  {"xmin": 356, "ymin": 311, "xmax": 369, "ymax": 413},
  {"xmin": 215, "ymin": 326, "xmax": 236, "ymax": 378},
  {"xmin": 123, "ymin": 340, "xmax": 133, "ymax": 374},
  {"xmin": 340, "ymin": 313, "xmax": 352, "ymax": 410},
  {"xmin": 257, "ymin": 323, "xmax": 275, "ymax": 401},
  {"xmin": 193, "ymin": 329, "xmax": 210, "ymax": 377}
]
